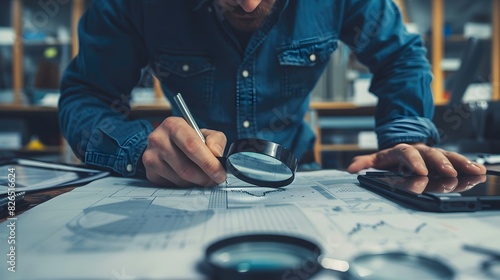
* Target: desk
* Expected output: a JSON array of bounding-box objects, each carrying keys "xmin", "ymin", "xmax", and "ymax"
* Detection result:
[{"xmin": 0, "ymin": 170, "xmax": 499, "ymax": 279}]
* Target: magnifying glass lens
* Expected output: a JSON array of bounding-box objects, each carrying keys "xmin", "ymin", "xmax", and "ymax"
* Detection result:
[
  {"xmin": 350, "ymin": 253, "xmax": 454, "ymax": 280},
  {"xmin": 227, "ymin": 152, "xmax": 292, "ymax": 181},
  {"xmin": 205, "ymin": 235, "xmax": 322, "ymax": 279},
  {"xmin": 223, "ymin": 139, "xmax": 298, "ymax": 187},
  {"xmin": 209, "ymin": 242, "xmax": 314, "ymax": 271}
]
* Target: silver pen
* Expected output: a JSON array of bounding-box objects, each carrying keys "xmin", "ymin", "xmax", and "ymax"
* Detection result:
[
  {"xmin": 173, "ymin": 93, "xmax": 206, "ymax": 143},
  {"xmin": 174, "ymin": 93, "xmax": 228, "ymax": 185}
]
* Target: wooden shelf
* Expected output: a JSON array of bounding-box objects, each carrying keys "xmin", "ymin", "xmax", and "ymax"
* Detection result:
[
  {"xmin": 431, "ymin": 0, "xmax": 499, "ymax": 104},
  {"xmin": 0, "ymin": 104, "xmax": 57, "ymax": 112},
  {"xmin": 320, "ymin": 144, "xmax": 376, "ymax": 152},
  {"xmin": 1, "ymin": 146, "xmax": 62, "ymax": 153},
  {"xmin": 0, "ymin": 101, "xmax": 171, "ymax": 113},
  {"xmin": 310, "ymin": 102, "xmax": 375, "ymax": 116},
  {"xmin": 493, "ymin": 0, "xmax": 500, "ymax": 100}
]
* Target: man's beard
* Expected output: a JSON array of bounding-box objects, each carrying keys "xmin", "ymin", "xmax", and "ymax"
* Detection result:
[{"xmin": 221, "ymin": 2, "xmax": 275, "ymax": 32}]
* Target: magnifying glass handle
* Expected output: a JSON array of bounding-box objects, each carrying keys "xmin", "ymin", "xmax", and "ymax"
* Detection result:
[{"xmin": 318, "ymin": 256, "xmax": 350, "ymax": 274}]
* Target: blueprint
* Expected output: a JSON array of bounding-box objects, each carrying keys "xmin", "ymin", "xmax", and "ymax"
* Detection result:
[{"xmin": 1, "ymin": 170, "xmax": 499, "ymax": 279}]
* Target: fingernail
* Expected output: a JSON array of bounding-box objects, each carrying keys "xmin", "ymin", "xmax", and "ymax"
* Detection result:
[
  {"xmin": 418, "ymin": 164, "xmax": 428, "ymax": 173},
  {"xmin": 213, "ymin": 172, "xmax": 226, "ymax": 184},
  {"xmin": 467, "ymin": 162, "xmax": 481, "ymax": 169},
  {"xmin": 443, "ymin": 163, "xmax": 454, "ymax": 169},
  {"xmin": 214, "ymin": 144, "xmax": 224, "ymax": 157}
]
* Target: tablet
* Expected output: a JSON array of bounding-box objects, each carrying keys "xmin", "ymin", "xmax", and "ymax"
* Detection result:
[
  {"xmin": 357, "ymin": 171, "xmax": 500, "ymax": 212},
  {"xmin": 0, "ymin": 158, "xmax": 109, "ymax": 195}
]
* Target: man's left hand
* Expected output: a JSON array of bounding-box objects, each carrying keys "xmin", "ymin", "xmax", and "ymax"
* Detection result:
[{"xmin": 347, "ymin": 143, "xmax": 487, "ymax": 176}]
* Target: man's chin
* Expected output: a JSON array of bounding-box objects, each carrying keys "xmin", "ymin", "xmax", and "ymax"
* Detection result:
[{"xmin": 226, "ymin": 17, "xmax": 264, "ymax": 32}]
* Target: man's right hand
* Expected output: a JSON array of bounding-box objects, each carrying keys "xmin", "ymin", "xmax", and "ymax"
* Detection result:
[{"xmin": 142, "ymin": 116, "xmax": 227, "ymax": 187}]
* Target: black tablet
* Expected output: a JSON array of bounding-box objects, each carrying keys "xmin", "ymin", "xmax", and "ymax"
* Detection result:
[
  {"xmin": 357, "ymin": 171, "xmax": 500, "ymax": 212},
  {"xmin": 0, "ymin": 158, "xmax": 109, "ymax": 195}
]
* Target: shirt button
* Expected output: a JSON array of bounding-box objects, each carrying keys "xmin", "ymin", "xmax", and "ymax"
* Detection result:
[
  {"xmin": 309, "ymin": 53, "xmax": 317, "ymax": 62},
  {"xmin": 242, "ymin": 70, "xmax": 249, "ymax": 78},
  {"xmin": 182, "ymin": 64, "xmax": 190, "ymax": 72},
  {"xmin": 243, "ymin": 120, "xmax": 250, "ymax": 128},
  {"xmin": 126, "ymin": 164, "xmax": 133, "ymax": 173}
]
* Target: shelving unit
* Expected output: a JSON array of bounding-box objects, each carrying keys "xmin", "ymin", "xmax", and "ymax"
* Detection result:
[
  {"xmin": 430, "ymin": 0, "xmax": 500, "ymax": 104},
  {"xmin": 0, "ymin": 0, "xmax": 499, "ymax": 167},
  {"xmin": 494, "ymin": 0, "xmax": 500, "ymax": 100}
]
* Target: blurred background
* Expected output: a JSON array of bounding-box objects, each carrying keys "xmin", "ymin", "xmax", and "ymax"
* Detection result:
[{"xmin": 0, "ymin": 0, "xmax": 498, "ymax": 169}]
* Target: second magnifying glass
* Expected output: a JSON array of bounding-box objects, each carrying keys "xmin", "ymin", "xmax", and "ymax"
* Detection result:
[{"xmin": 205, "ymin": 234, "xmax": 455, "ymax": 280}]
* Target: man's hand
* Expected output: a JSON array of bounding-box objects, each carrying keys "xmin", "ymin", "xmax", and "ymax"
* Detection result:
[
  {"xmin": 347, "ymin": 143, "xmax": 487, "ymax": 176},
  {"xmin": 142, "ymin": 116, "xmax": 227, "ymax": 187}
]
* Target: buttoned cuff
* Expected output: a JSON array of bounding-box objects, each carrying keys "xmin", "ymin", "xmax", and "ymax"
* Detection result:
[
  {"xmin": 375, "ymin": 117, "xmax": 440, "ymax": 150},
  {"xmin": 84, "ymin": 119, "xmax": 154, "ymax": 177}
]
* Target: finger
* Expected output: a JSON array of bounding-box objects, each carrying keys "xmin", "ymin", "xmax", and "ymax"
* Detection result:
[
  {"xmin": 414, "ymin": 145, "xmax": 457, "ymax": 177},
  {"xmin": 145, "ymin": 118, "xmax": 217, "ymax": 186},
  {"xmin": 168, "ymin": 118, "xmax": 226, "ymax": 184},
  {"xmin": 202, "ymin": 129, "xmax": 227, "ymax": 157},
  {"xmin": 346, "ymin": 154, "xmax": 376, "ymax": 173},
  {"xmin": 145, "ymin": 165, "xmax": 186, "ymax": 187},
  {"xmin": 163, "ymin": 137, "xmax": 220, "ymax": 186},
  {"xmin": 143, "ymin": 145, "xmax": 204, "ymax": 187},
  {"xmin": 438, "ymin": 149, "xmax": 487, "ymax": 175},
  {"xmin": 372, "ymin": 144, "xmax": 428, "ymax": 175}
]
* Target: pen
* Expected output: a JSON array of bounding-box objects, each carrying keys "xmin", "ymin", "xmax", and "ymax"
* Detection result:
[
  {"xmin": 173, "ymin": 93, "xmax": 206, "ymax": 143},
  {"xmin": 174, "ymin": 93, "xmax": 228, "ymax": 186}
]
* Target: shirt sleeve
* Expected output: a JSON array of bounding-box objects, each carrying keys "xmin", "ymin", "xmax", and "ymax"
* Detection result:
[
  {"xmin": 59, "ymin": 0, "xmax": 153, "ymax": 177},
  {"xmin": 339, "ymin": 0, "xmax": 440, "ymax": 149}
]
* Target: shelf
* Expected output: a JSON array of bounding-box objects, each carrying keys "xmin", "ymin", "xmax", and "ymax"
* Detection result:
[
  {"xmin": 309, "ymin": 102, "xmax": 375, "ymax": 116},
  {"xmin": 0, "ymin": 146, "xmax": 61, "ymax": 153},
  {"xmin": 0, "ymin": 104, "xmax": 57, "ymax": 112},
  {"xmin": 423, "ymin": 34, "xmax": 473, "ymax": 43},
  {"xmin": 23, "ymin": 40, "xmax": 71, "ymax": 46},
  {"xmin": 320, "ymin": 144, "xmax": 376, "ymax": 152},
  {"xmin": 0, "ymin": 100, "xmax": 172, "ymax": 113}
]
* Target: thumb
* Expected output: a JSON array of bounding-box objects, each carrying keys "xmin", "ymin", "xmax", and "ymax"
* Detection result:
[
  {"xmin": 203, "ymin": 129, "xmax": 227, "ymax": 157},
  {"xmin": 208, "ymin": 143, "xmax": 224, "ymax": 157}
]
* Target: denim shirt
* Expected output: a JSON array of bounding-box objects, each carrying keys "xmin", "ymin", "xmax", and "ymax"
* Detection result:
[{"xmin": 59, "ymin": 0, "xmax": 440, "ymax": 177}]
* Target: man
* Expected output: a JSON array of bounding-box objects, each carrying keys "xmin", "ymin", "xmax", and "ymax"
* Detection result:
[{"xmin": 59, "ymin": 0, "xmax": 486, "ymax": 187}]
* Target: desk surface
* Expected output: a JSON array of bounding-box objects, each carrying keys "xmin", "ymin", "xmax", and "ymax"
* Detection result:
[{"xmin": 0, "ymin": 171, "xmax": 499, "ymax": 279}]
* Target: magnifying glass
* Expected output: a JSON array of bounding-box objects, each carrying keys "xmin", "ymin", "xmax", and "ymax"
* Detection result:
[
  {"xmin": 218, "ymin": 138, "xmax": 298, "ymax": 188},
  {"xmin": 204, "ymin": 234, "xmax": 455, "ymax": 280}
]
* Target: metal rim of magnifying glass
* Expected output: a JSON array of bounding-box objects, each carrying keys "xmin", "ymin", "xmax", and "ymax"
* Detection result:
[
  {"xmin": 224, "ymin": 138, "xmax": 298, "ymax": 187},
  {"xmin": 347, "ymin": 251, "xmax": 455, "ymax": 280},
  {"xmin": 204, "ymin": 234, "xmax": 322, "ymax": 280}
]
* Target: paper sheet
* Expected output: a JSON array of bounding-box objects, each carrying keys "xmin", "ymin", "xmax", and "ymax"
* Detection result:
[{"xmin": 1, "ymin": 170, "xmax": 499, "ymax": 279}]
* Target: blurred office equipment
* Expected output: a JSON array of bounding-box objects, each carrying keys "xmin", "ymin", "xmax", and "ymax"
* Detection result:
[{"xmin": 434, "ymin": 37, "xmax": 500, "ymax": 153}]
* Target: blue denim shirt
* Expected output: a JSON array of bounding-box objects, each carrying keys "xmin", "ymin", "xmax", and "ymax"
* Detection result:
[{"xmin": 59, "ymin": 0, "xmax": 440, "ymax": 177}]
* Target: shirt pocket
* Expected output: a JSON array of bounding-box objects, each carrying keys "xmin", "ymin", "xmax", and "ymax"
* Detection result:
[
  {"xmin": 277, "ymin": 37, "xmax": 338, "ymax": 97},
  {"xmin": 154, "ymin": 51, "xmax": 215, "ymax": 106}
]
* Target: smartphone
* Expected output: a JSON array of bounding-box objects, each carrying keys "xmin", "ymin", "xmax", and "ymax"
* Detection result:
[{"xmin": 357, "ymin": 171, "xmax": 500, "ymax": 212}]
